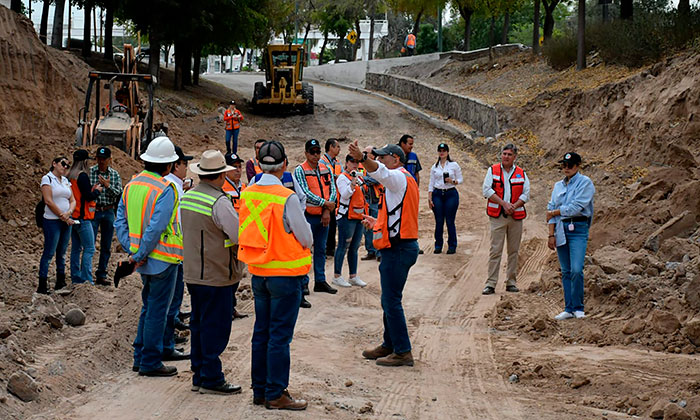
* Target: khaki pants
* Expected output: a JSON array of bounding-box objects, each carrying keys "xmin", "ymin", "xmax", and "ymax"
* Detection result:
[{"xmin": 486, "ymin": 216, "xmax": 523, "ymax": 288}]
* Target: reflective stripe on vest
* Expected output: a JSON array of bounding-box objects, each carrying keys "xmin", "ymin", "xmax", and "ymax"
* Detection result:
[
  {"xmin": 222, "ymin": 178, "xmax": 245, "ymax": 210},
  {"xmin": 70, "ymin": 178, "xmax": 96, "ymax": 220},
  {"xmin": 124, "ymin": 171, "xmax": 184, "ymax": 264},
  {"xmin": 301, "ymin": 161, "xmax": 332, "ymax": 215},
  {"xmin": 337, "ymin": 172, "xmax": 366, "ymax": 220},
  {"xmin": 486, "ymin": 164, "xmax": 527, "ymax": 220},
  {"xmin": 372, "ymin": 168, "xmax": 418, "ymax": 250},
  {"xmin": 320, "ymin": 154, "xmax": 342, "ymax": 177},
  {"xmin": 238, "ymin": 184, "xmax": 312, "ymax": 276},
  {"xmin": 225, "ymin": 109, "xmax": 242, "ymax": 130},
  {"xmin": 181, "ymin": 189, "xmax": 234, "ymax": 248}
]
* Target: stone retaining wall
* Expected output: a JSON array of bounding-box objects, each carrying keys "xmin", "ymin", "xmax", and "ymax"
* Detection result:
[{"xmin": 365, "ymin": 73, "xmax": 499, "ymax": 136}]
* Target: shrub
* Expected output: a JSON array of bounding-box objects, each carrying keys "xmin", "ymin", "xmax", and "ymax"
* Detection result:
[{"xmin": 542, "ymin": 32, "xmax": 578, "ymax": 70}]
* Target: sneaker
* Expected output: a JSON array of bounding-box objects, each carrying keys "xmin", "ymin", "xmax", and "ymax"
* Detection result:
[
  {"xmin": 199, "ymin": 382, "xmax": 242, "ymax": 395},
  {"xmin": 574, "ymin": 311, "xmax": 586, "ymax": 319},
  {"xmin": 332, "ymin": 277, "xmax": 352, "ymax": 288},
  {"xmin": 349, "ymin": 277, "xmax": 367, "ymax": 287},
  {"xmin": 482, "ymin": 286, "xmax": 495, "ymax": 295},
  {"xmin": 361, "ymin": 253, "xmax": 376, "ymax": 261},
  {"xmin": 376, "ymin": 351, "xmax": 414, "ymax": 367},
  {"xmin": 554, "ymin": 311, "xmax": 574, "ymax": 321},
  {"xmin": 313, "ymin": 282, "xmax": 338, "ymax": 294},
  {"xmin": 191, "ymin": 385, "xmax": 200, "ymax": 392}
]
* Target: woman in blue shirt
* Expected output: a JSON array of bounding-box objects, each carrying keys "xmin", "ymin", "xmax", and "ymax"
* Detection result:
[{"xmin": 546, "ymin": 152, "xmax": 595, "ymax": 321}]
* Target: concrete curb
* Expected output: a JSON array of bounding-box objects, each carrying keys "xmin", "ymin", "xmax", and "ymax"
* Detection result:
[{"xmin": 308, "ymin": 78, "xmax": 473, "ymax": 141}]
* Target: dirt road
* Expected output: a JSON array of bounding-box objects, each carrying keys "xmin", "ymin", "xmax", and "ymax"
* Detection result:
[{"xmin": 31, "ymin": 76, "xmax": 628, "ymax": 420}]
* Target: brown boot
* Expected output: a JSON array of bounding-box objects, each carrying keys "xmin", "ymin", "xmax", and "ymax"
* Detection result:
[
  {"xmin": 265, "ymin": 390, "xmax": 307, "ymax": 410},
  {"xmin": 376, "ymin": 351, "xmax": 414, "ymax": 367},
  {"xmin": 362, "ymin": 345, "xmax": 392, "ymax": 360}
]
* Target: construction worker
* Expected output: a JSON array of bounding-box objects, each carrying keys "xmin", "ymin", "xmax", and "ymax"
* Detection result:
[
  {"xmin": 238, "ymin": 141, "xmax": 312, "ymax": 410},
  {"xmin": 348, "ymin": 141, "xmax": 419, "ymax": 367},
  {"xmin": 404, "ymin": 33, "xmax": 416, "ymax": 56},
  {"xmin": 361, "ymin": 171, "xmax": 383, "ymax": 262},
  {"xmin": 481, "ymin": 144, "xmax": 530, "ymax": 295},
  {"xmin": 293, "ymin": 139, "xmax": 338, "ymax": 307},
  {"xmin": 320, "ymin": 138, "xmax": 342, "ymax": 257},
  {"xmin": 68, "ymin": 149, "xmax": 103, "ymax": 285},
  {"xmin": 246, "ymin": 139, "xmax": 266, "ymax": 182},
  {"xmin": 222, "ymin": 152, "xmax": 249, "ymax": 320},
  {"xmin": 89, "ymin": 146, "xmax": 123, "ymax": 286},
  {"xmin": 223, "ymin": 100, "xmax": 244, "ymax": 154},
  {"xmin": 398, "ymin": 135, "xmax": 422, "ymax": 186},
  {"xmin": 164, "ymin": 145, "xmax": 194, "ymax": 353},
  {"xmin": 180, "ymin": 150, "xmax": 243, "ymax": 395},
  {"xmin": 115, "ymin": 136, "xmax": 186, "ymax": 377},
  {"xmin": 332, "ymin": 154, "xmax": 368, "ymax": 288}
]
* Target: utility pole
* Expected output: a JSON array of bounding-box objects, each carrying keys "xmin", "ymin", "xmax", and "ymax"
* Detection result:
[{"xmin": 437, "ymin": 5, "xmax": 443, "ymax": 52}]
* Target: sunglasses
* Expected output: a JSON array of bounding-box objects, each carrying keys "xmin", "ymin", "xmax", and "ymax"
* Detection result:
[
  {"xmin": 560, "ymin": 162, "xmax": 576, "ymax": 169},
  {"xmin": 60, "ymin": 161, "xmax": 70, "ymax": 168},
  {"xmin": 308, "ymin": 149, "xmax": 321, "ymax": 155}
]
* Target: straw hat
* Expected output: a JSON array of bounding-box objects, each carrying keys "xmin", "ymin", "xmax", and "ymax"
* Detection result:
[{"xmin": 189, "ymin": 150, "xmax": 233, "ymax": 175}]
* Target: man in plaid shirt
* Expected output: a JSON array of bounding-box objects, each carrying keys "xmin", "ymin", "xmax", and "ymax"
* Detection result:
[{"xmin": 89, "ymin": 147, "xmax": 123, "ymax": 285}]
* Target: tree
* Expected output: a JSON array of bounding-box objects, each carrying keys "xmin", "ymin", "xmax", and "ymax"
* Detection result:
[
  {"xmin": 678, "ymin": 0, "xmax": 690, "ymax": 16},
  {"xmin": 620, "ymin": 0, "xmax": 632, "ymax": 19},
  {"xmin": 541, "ymin": 0, "xmax": 562, "ymax": 40},
  {"xmin": 576, "ymin": 0, "xmax": 584, "ymax": 69},
  {"xmin": 454, "ymin": 0, "xmax": 477, "ymax": 50},
  {"xmin": 103, "ymin": 0, "xmax": 117, "ymax": 60},
  {"xmin": 39, "ymin": 0, "xmax": 51, "ymax": 44},
  {"xmin": 51, "ymin": 0, "xmax": 66, "ymax": 48},
  {"xmin": 532, "ymin": 0, "xmax": 540, "ymax": 53},
  {"xmin": 82, "ymin": 1, "xmax": 93, "ymax": 57},
  {"xmin": 10, "ymin": 0, "xmax": 22, "ymax": 13}
]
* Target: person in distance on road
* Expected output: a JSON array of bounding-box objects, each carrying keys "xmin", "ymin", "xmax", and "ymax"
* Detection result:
[
  {"xmin": 482, "ymin": 143, "xmax": 530, "ymax": 295},
  {"xmin": 246, "ymin": 139, "xmax": 266, "ymax": 183},
  {"xmin": 238, "ymin": 141, "xmax": 312, "ymax": 410},
  {"xmin": 428, "ymin": 143, "xmax": 463, "ymax": 255},
  {"xmin": 115, "ymin": 136, "xmax": 184, "ymax": 377},
  {"xmin": 546, "ymin": 152, "xmax": 595, "ymax": 321},
  {"xmin": 180, "ymin": 150, "xmax": 243, "ymax": 395},
  {"xmin": 349, "ymin": 141, "xmax": 420, "ymax": 367},
  {"xmin": 223, "ymin": 100, "xmax": 243, "ymax": 155}
]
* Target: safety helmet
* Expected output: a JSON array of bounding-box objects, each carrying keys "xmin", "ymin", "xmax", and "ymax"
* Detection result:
[{"xmin": 140, "ymin": 136, "xmax": 179, "ymax": 163}]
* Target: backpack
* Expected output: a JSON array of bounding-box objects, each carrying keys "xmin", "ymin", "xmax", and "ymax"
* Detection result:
[{"xmin": 36, "ymin": 175, "xmax": 52, "ymax": 228}]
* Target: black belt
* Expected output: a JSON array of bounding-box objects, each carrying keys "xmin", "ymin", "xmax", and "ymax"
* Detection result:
[
  {"xmin": 561, "ymin": 216, "xmax": 589, "ymax": 223},
  {"xmin": 96, "ymin": 204, "xmax": 116, "ymax": 211},
  {"xmin": 433, "ymin": 188, "xmax": 456, "ymax": 193}
]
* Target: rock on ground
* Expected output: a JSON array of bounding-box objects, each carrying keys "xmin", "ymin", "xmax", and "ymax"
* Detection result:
[
  {"xmin": 650, "ymin": 399, "xmax": 668, "ymax": 418},
  {"xmin": 622, "ymin": 318, "xmax": 646, "ymax": 334},
  {"xmin": 652, "ymin": 310, "xmax": 681, "ymax": 334},
  {"xmin": 7, "ymin": 371, "xmax": 40, "ymax": 402},
  {"xmin": 64, "ymin": 308, "xmax": 86, "ymax": 326},
  {"xmin": 663, "ymin": 402, "xmax": 692, "ymax": 420},
  {"xmin": 683, "ymin": 318, "xmax": 700, "ymax": 346},
  {"xmin": 685, "ymin": 274, "xmax": 700, "ymax": 310}
]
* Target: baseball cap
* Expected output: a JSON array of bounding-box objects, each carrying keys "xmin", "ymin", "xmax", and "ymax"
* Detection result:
[
  {"xmin": 259, "ymin": 141, "xmax": 287, "ymax": 165},
  {"xmin": 437, "ymin": 143, "xmax": 449, "ymax": 152},
  {"xmin": 225, "ymin": 153, "xmax": 244, "ymax": 165},
  {"xmin": 174, "ymin": 145, "xmax": 193, "ymax": 162},
  {"xmin": 305, "ymin": 139, "xmax": 321, "ymax": 152},
  {"xmin": 559, "ymin": 152, "xmax": 582, "ymax": 165},
  {"xmin": 96, "ymin": 146, "xmax": 111, "ymax": 158},
  {"xmin": 373, "ymin": 144, "xmax": 406, "ymax": 163},
  {"xmin": 73, "ymin": 149, "xmax": 92, "ymax": 161}
]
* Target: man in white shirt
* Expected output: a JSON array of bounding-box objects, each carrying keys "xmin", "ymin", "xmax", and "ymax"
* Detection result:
[{"xmin": 481, "ymin": 144, "xmax": 530, "ymax": 295}]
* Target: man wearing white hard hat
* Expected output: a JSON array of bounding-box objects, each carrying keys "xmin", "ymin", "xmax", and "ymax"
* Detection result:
[
  {"xmin": 179, "ymin": 150, "xmax": 243, "ymax": 395},
  {"xmin": 115, "ymin": 136, "xmax": 186, "ymax": 377}
]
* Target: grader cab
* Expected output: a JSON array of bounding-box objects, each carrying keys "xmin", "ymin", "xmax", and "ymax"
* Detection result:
[{"xmin": 252, "ymin": 44, "xmax": 314, "ymax": 115}]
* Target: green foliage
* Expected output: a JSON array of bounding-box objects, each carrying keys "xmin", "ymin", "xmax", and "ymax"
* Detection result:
[{"xmin": 541, "ymin": 31, "xmax": 578, "ymax": 69}]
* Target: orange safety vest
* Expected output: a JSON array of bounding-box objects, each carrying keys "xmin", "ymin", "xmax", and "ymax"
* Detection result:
[
  {"xmin": 249, "ymin": 158, "xmax": 263, "ymax": 176},
  {"xmin": 224, "ymin": 109, "xmax": 243, "ymax": 130},
  {"xmin": 222, "ymin": 177, "xmax": 246, "ymax": 210},
  {"xmin": 373, "ymin": 167, "xmax": 418, "ymax": 250},
  {"xmin": 70, "ymin": 178, "xmax": 96, "ymax": 220},
  {"xmin": 406, "ymin": 34, "xmax": 416, "ymax": 48},
  {"xmin": 238, "ymin": 183, "xmax": 312, "ymax": 277},
  {"xmin": 486, "ymin": 164, "xmax": 527, "ymax": 220},
  {"xmin": 300, "ymin": 161, "xmax": 333, "ymax": 215},
  {"xmin": 336, "ymin": 172, "xmax": 367, "ymax": 220},
  {"xmin": 320, "ymin": 153, "xmax": 342, "ymax": 177}
]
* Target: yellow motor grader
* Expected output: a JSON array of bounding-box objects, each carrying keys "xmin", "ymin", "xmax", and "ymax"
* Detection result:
[{"xmin": 252, "ymin": 44, "xmax": 314, "ymax": 115}]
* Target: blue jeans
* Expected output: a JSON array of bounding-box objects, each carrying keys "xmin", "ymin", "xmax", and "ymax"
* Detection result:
[
  {"xmin": 164, "ymin": 264, "xmax": 184, "ymax": 354},
  {"xmin": 134, "ymin": 263, "xmax": 178, "ymax": 371},
  {"xmin": 39, "ymin": 218, "xmax": 72, "ymax": 278},
  {"xmin": 91, "ymin": 209, "xmax": 115, "ymax": 280},
  {"xmin": 225, "ymin": 128, "xmax": 240, "ymax": 154},
  {"xmin": 334, "ymin": 217, "xmax": 363, "ymax": 276},
  {"xmin": 556, "ymin": 221, "xmax": 590, "ymax": 313},
  {"xmin": 378, "ymin": 240, "xmax": 419, "ymax": 354},
  {"xmin": 432, "ymin": 188, "xmax": 459, "ymax": 251},
  {"xmin": 70, "ymin": 219, "xmax": 96, "ymax": 284},
  {"xmin": 232, "ymin": 281, "xmax": 240, "ymax": 311},
  {"xmin": 302, "ymin": 213, "xmax": 329, "ymax": 287},
  {"xmin": 188, "ymin": 283, "xmax": 233, "ymax": 388},
  {"xmin": 364, "ymin": 202, "xmax": 379, "ymax": 255},
  {"xmin": 251, "ymin": 275, "xmax": 302, "ymax": 401}
]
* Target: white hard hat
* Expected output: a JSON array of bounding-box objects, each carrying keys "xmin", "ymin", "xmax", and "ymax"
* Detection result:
[{"xmin": 140, "ymin": 136, "xmax": 179, "ymax": 163}]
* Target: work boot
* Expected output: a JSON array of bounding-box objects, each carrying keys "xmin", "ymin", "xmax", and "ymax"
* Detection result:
[
  {"xmin": 361, "ymin": 253, "xmax": 376, "ymax": 261},
  {"xmin": 199, "ymin": 382, "xmax": 242, "ymax": 395},
  {"xmin": 55, "ymin": 272, "xmax": 67, "ymax": 291},
  {"xmin": 265, "ymin": 389, "xmax": 307, "ymax": 410},
  {"xmin": 37, "ymin": 276, "xmax": 50, "ymax": 295},
  {"xmin": 362, "ymin": 345, "xmax": 392, "ymax": 360},
  {"xmin": 376, "ymin": 351, "xmax": 414, "ymax": 367},
  {"xmin": 300, "ymin": 297, "xmax": 312, "ymax": 309},
  {"xmin": 314, "ymin": 282, "xmax": 337, "ymax": 294}
]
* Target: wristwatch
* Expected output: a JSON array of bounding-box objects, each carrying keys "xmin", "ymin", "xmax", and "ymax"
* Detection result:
[{"xmin": 359, "ymin": 151, "xmax": 367, "ymax": 163}]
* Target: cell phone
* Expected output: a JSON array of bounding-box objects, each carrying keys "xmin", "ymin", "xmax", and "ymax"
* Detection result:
[
  {"xmin": 184, "ymin": 178, "xmax": 194, "ymax": 189},
  {"xmin": 443, "ymin": 172, "xmax": 450, "ymax": 181},
  {"xmin": 72, "ymin": 219, "xmax": 81, "ymax": 224}
]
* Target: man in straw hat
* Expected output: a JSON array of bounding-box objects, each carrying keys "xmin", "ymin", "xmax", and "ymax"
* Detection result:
[
  {"xmin": 115, "ymin": 136, "xmax": 186, "ymax": 377},
  {"xmin": 179, "ymin": 150, "xmax": 243, "ymax": 395}
]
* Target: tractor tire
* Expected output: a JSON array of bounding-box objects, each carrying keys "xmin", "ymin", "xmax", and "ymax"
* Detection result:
[
  {"xmin": 301, "ymin": 82, "xmax": 314, "ymax": 115},
  {"xmin": 252, "ymin": 82, "xmax": 266, "ymax": 113}
]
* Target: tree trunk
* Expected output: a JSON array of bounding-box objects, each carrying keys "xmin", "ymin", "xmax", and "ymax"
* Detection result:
[
  {"xmin": 82, "ymin": 2, "xmax": 92, "ymax": 57},
  {"xmin": 241, "ymin": 48, "xmax": 247, "ymax": 70},
  {"xmin": 319, "ymin": 31, "xmax": 329, "ymax": 65},
  {"xmin": 501, "ymin": 10, "xmax": 510, "ymax": 44},
  {"xmin": 678, "ymin": 0, "xmax": 690, "ymax": 16},
  {"xmin": 488, "ymin": 15, "xmax": 495, "ymax": 61},
  {"xmin": 10, "ymin": 0, "xmax": 21, "ymax": 13},
  {"xmin": 368, "ymin": 11, "xmax": 376, "ymax": 60},
  {"xmin": 148, "ymin": 29, "xmax": 160, "ymax": 81},
  {"xmin": 220, "ymin": 55, "xmax": 225, "ymax": 72},
  {"xmin": 104, "ymin": 3, "xmax": 114, "ymax": 60},
  {"xmin": 352, "ymin": 19, "xmax": 361, "ymax": 61},
  {"xmin": 174, "ymin": 41, "xmax": 183, "ymax": 90},
  {"xmin": 193, "ymin": 45, "xmax": 201, "ymax": 86},
  {"xmin": 39, "ymin": 0, "xmax": 50, "ymax": 44},
  {"xmin": 182, "ymin": 43, "xmax": 192, "ymax": 86},
  {"xmin": 412, "ymin": 9, "xmax": 423, "ymax": 35},
  {"xmin": 620, "ymin": 0, "xmax": 633, "ymax": 20},
  {"xmin": 460, "ymin": 7, "xmax": 474, "ymax": 51},
  {"xmin": 542, "ymin": 0, "xmax": 558, "ymax": 41},
  {"xmin": 51, "ymin": 0, "xmax": 66, "ymax": 48},
  {"xmin": 576, "ymin": 0, "xmax": 585, "ymax": 70},
  {"xmin": 67, "ymin": 5, "xmax": 72, "ymax": 49},
  {"xmin": 532, "ymin": 0, "xmax": 540, "ymax": 54}
]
